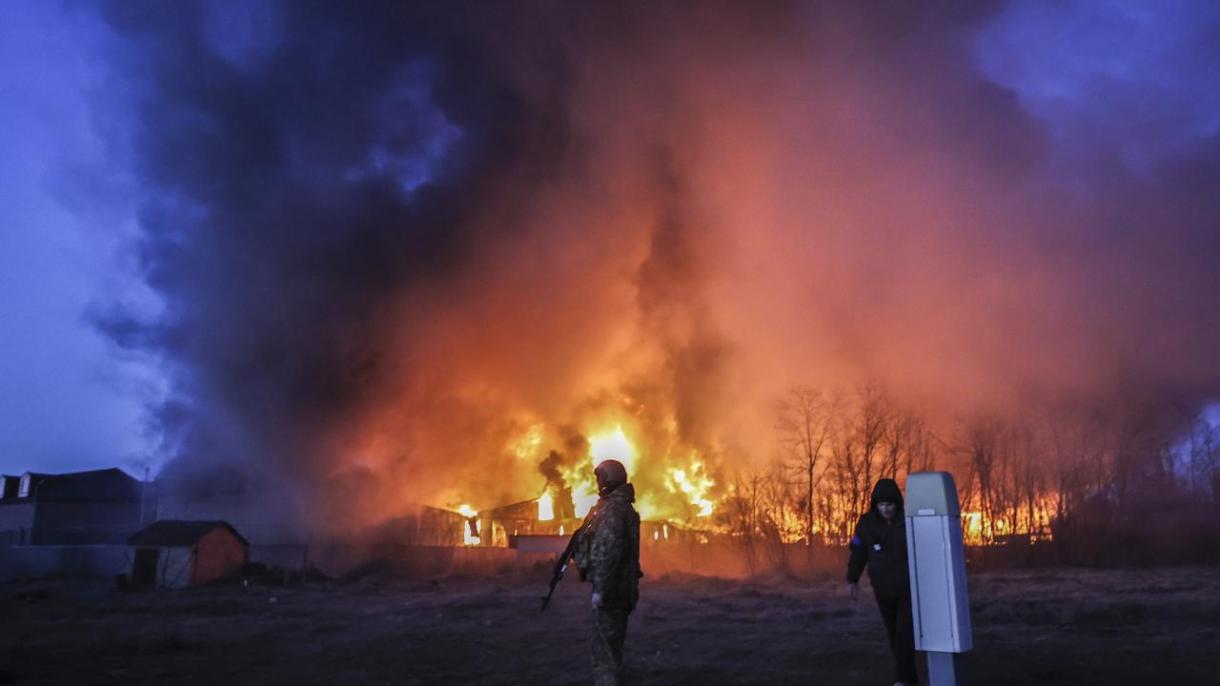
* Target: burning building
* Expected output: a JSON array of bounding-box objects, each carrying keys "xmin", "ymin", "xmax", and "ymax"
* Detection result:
[{"xmin": 443, "ymin": 423, "xmax": 721, "ymax": 546}]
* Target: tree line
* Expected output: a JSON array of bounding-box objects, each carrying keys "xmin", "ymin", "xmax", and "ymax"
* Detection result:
[{"xmin": 718, "ymin": 384, "xmax": 1220, "ymax": 566}]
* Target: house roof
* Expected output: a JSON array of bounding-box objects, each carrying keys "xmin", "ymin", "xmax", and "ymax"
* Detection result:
[
  {"xmin": 127, "ymin": 520, "xmax": 248, "ymax": 547},
  {"xmin": 0, "ymin": 475, "xmax": 18, "ymax": 499},
  {"xmin": 4, "ymin": 468, "xmax": 142, "ymax": 503}
]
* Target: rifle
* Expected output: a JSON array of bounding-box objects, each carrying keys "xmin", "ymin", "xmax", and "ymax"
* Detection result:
[{"xmin": 540, "ymin": 508, "xmax": 599, "ymax": 611}]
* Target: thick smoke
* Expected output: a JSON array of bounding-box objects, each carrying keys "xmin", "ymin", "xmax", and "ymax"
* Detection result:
[{"xmin": 94, "ymin": 1, "xmax": 1220, "ymax": 535}]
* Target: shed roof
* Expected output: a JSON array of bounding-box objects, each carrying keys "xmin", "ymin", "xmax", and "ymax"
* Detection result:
[{"xmin": 128, "ymin": 520, "xmax": 248, "ymax": 547}]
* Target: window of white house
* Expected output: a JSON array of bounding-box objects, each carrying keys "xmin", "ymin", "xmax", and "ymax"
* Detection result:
[{"xmin": 19, "ymin": 474, "xmax": 31, "ymax": 498}]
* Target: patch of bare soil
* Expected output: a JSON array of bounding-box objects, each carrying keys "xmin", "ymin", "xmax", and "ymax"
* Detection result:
[{"xmin": 2, "ymin": 566, "xmax": 1219, "ymax": 685}]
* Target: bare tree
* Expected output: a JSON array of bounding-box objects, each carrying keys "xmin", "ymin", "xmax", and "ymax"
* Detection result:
[
  {"xmin": 830, "ymin": 383, "xmax": 892, "ymax": 521},
  {"xmin": 775, "ymin": 385, "xmax": 836, "ymax": 545},
  {"xmin": 724, "ymin": 469, "xmax": 765, "ymax": 574},
  {"xmin": 724, "ymin": 462, "xmax": 803, "ymax": 572},
  {"xmin": 956, "ymin": 414, "xmax": 1046, "ymax": 543}
]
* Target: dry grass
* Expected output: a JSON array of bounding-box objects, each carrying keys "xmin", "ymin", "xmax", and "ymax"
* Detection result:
[{"xmin": 3, "ymin": 566, "xmax": 1219, "ymax": 685}]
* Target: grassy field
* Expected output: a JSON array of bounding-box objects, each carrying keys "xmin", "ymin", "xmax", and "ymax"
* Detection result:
[{"xmin": 3, "ymin": 566, "xmax": 1219, "ymax": 685}]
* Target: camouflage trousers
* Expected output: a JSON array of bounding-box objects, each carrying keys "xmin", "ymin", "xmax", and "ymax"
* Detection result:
[{"xmin": 591, "ymin": 607, "xmax": 629, "ymax": 686}]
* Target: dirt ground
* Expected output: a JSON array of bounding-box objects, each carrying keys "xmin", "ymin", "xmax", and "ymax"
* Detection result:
[{"xmin": 3, "ymin": 566, "xmax": 1219, "ymax": 685}]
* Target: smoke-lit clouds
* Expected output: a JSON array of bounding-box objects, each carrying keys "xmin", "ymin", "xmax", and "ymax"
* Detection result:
[
  {"xmin": 977, "ymin": 0, "xmax": 1220, "ymax": 171},
  {"xmin": 90, "ymin": 1, "xmax": 1220, "ymax": 533}
]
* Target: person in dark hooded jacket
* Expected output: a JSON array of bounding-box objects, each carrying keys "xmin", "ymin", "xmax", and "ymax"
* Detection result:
[{"xmin": 847, "ymin": 478, "xmax": 918, "ymax": 686}]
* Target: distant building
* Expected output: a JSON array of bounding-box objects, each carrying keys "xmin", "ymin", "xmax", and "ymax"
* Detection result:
[
  {"xmin": 127, "ymin": 520, "xmax": 249, "ymax": 588},
  {"xmin": 0, "ymin": 468, "xmax": 144, "ymax": 546},
  {"xmin": 0, "ymin": 474, "xmax": 26, "ymax": 545}
]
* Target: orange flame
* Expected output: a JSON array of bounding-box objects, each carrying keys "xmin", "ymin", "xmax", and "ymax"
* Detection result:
[
  {"xmin": 537, "ymin": 490, "xmax": 554, "ymax": 521},
  {"xmin": 667, "ymin": 457, "xmax": 715, "ymax": 517},
  {"xmin": 589, "ymin": 424, "xmax": 636, "ymax": 474},
  {"xmin": 457, "ymin": 504, "xmax": 480, "ymax": 545}
]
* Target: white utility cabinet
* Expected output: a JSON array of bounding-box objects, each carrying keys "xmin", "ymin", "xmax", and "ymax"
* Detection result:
[{"xmin": 905, "ymin": 471, "xmax": 972, "ymax": 684}]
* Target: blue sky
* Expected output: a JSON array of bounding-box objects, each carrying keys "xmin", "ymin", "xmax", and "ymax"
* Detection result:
[
  {"xmin": 976, "ymin": 0, "xmax": 1220, "ymax": 174},
  {"xmin": 0, "ymin": 2, "xmax": 158, "ymax": 476}
]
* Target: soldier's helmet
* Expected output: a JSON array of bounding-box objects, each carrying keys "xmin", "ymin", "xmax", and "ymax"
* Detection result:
[{"xmin": 594, "ymin": 459, "xmax": 628, "ymax": 492}]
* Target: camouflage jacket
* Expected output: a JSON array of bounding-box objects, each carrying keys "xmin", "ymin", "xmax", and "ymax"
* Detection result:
[{"xmin": 574, "ymin": 483, "xmax": 642, "ymax": 611}]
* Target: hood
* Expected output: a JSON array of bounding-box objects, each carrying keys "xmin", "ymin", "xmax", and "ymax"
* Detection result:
[
  {"xmin": 603, "ymin": 482, "xmax": 636, "ymax": 504},
  {"xmin": 869, "ymin": 478, "xmax": 903, "ymax": 513}
]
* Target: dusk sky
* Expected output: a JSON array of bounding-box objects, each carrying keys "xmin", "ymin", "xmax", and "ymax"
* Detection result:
[
  {"xmin": 1, "ymin": 0, "xmax": 1218, "ymax": 494},
  {"xmin": 0, "ymin": 1, "xmax": 159, "ymax": 476}
]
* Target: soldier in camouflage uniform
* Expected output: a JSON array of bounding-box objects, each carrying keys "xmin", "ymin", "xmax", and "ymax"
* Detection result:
[{"xmin": 574, "ymin": 459, "xmax": 641, "ymax": 686}]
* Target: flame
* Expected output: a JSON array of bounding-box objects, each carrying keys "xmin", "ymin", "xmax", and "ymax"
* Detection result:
[
  {"xmin": 509, "ymin": 423, "xmax": 544, "ymax": 460},
  {"xmin": 538, "ymin": 490, "xmax": 554, "ymax": 521},
  {"xmin": 514, "ymin": 422, "xmax": 724, "ymax": 525},
  {"xmin": 963, "ymin": 511, "xmax": 983, "ymax": 544},
  {"xmin": 571, "ymin": 477, "xmax": 599, "ymax": 518},
  {"xmin": 589, "ymin": 424, "xmax": 636, "ymax": 475},
  {"xmin": 562, "ymin": 424, "xmax": 640, "ymax": 518},
  {"xmin": 457, "ymin": 504, "xmax": 480, "ymax": 545},
  {"xmin": 558, "ymin": 455, "xmax": 600, "ymax": 518},
  {"xmin": 667, "ymin": 458, "xmax": 715, "ymax": 517},
  {"xmin": 960, "ymin": 501, "xmax": 1055, "ymax": 546}
]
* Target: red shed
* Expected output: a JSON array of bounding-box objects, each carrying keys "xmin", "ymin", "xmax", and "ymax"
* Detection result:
[{"xmin": 127, "ymin": 520, "xmax": 248, "ymax": 588}]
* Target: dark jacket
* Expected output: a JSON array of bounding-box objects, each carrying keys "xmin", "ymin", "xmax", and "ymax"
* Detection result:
[
  {"xmin": 575, "ymin": 483, "xmax": 642, "ymax": 611},
  {"xmin": 846, "ymin": 478, "xmax": 910, "ymax": 597}
]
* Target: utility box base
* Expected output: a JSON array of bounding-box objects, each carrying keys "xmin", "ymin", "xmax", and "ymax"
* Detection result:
[{"xmin": 927, "ymin": 651, "xmax": 967, "ymax": 686}]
